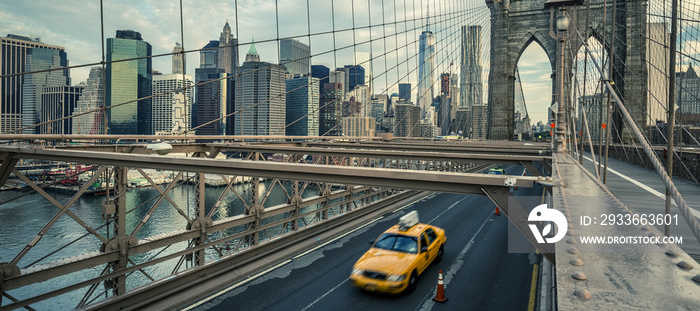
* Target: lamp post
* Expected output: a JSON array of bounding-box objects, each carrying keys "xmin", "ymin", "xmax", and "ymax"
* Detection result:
[{"xmin": 554, "ymin": 10, "xmax": 569, "ymax": 154}]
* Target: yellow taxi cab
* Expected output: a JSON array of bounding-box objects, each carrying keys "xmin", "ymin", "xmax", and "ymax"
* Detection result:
[{"xmin": 349, "ymin": 211, "xmax": 446, "ymax": 294}]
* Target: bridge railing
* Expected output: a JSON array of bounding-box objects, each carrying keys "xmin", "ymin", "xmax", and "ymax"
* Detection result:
[{"xmin": 0, "ymin": 140, "xmax": 510, "ymax": 310}]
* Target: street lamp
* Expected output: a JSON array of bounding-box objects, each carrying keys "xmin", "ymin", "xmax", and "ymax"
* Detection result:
[
  {"xmin": 554, "ymin": 10, "xmax": 569, "ymax": 154},
  {"xmin": 147, "ymin": 142, "xmax": 173, "ymax": 155}
]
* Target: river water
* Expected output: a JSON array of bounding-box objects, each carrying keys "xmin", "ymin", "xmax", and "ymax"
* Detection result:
[{"xmin": 0, "ymin": 179, "xmax": 321, "ymax": 310}]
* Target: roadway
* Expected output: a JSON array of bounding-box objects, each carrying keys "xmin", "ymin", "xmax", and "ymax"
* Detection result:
[{"xmin": 185, "ymin": 166, "xmax": 541, "ymax": 311}]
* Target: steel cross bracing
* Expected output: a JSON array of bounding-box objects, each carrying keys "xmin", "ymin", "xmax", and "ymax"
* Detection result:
[{"xmin": 0, "ymin": 140, "xmax": 556, "ymax": 310}]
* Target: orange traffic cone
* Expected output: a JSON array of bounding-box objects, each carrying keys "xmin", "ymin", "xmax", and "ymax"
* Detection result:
[
  {"xmin": 494, "ymin": 206, "xmax": 501, "ymax": 216},
  {"xmin": 433, "ymin": 269, "xmax": 448, "ymax": 303}
]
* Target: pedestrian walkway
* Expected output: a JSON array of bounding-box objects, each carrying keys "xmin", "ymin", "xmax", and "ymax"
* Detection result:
[
  {"xmin": 552, "ymin": 154, "xmax": 700, "ymax": 310},
  {"xmin": 580, "ymin": 152, "xmax": 700, "ymax": 260}
]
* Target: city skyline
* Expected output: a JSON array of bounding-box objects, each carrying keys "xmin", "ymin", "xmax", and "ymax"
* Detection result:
[
  {"xmin": 0, "ymin": 0, "xmax": 594, "ymax": 130},
  {"xmin": 0, "ymin": 1, "xmax": 491, "ymax": 108}
]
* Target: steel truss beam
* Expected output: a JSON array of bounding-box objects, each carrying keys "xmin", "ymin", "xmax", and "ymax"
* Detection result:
[
  {"xmin": 0, "ymin": 147, "xmax": 556, "ymax": 195},
  {"xmin": 0, "ymin": 153, "xmax": 18, "ymax": 186},
  {"xmin": 208, "ymin": 144, "xmax": 550, "ymax": 165},
  {"xmin": 306, "ymin": 141, "xmax": 550, "ymax": 155}
]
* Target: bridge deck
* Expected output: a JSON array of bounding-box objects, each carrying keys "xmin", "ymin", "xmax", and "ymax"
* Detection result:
[{"xmin": 553, "ymin": 154, "xmax": 700, "ymax": 310}]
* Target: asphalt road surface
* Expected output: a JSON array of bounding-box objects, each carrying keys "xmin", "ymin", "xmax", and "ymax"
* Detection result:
[{"xmin": 186, "ymin": 166, "xmax": 541, "ymax": 311}]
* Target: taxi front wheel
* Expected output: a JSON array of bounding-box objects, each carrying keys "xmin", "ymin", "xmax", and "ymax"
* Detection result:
[{"xmin": 405, "ymin": 271, "xmax": 417, "ymax": 294}]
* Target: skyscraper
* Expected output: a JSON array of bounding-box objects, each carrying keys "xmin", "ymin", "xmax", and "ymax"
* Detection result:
[
  {"xmin": 345, "ymin": 85, "xmax": 369, "ymax": 117},
  {"xmin": 454, "ymin": 108, "xmax": 470, "ymax": 137},
  {"xmin": 39, "ymin": 85, "xmax": 83, "ymax": 134},
  {"xmin": 319, "ymin": 82, "xmax": 343, "ymax": 136},
  {"xmin": 460, "ymin": 26, "xmax": 482, "ymax": 110},
  {"xmin": 106, "ymin": 30, "xmax": 152, "ymax": 135},
  {"xmin": 72, "ymin": 67, "xmax": 105, "ymax": 135},
  {"xmin": 218, "ymin": 22, "xmax": 239, "ymax": 76},
  {"xmin": 286, "ymin": 76, "xmax": 319, "ymax": 136},
  {"xmin": 235, "ymin": 42, "xmax": 286, "ymax": 135},
  {"xmin": 199, "ymin": 40, "xmax": 219, "ymax": 69},
  {"xmin": 194, "ymin": 68, "xmax": 227, "ymax": 135},
  {"xmin": 417, "ymin": 15, "xmax": 436, "ymax": 119},
  {"xmin": 1, "ymin": 34, "xmax": 68, "ymax": 134},
  {"xmin": 21, "ymin": 47, "xmax": 71, "ymax": 133},
  {"xmin": 399, "ymin": 83, "xmax": 411, "ymax": 102},
  {"xmin": 280, "ymin": 39, "xmax": 310, "ymax": 76},
  {"xmin": 172, "ymin": 42, "xmax": 184, "ymax": 74},
  {"xmin": 438, "ymin": 73, "xmax": 452, "ymax": 135},
  {"xmin": 311, "ymin": 65, "xmax": 330, "ymax": 94},
  {"xmin": 471, "ymin": 104, "xmax": 488, "ymax": 139},
  {"xmin": 152, "ymin": 74, "xmax": 193, "ymax": 134},
  {"xmin": 644, "ymin": 22, "xmax": 669, "ymax": 127},
  {"xmin": 218, "ymin": 22, "xmax": 239, "ymax": 135},
  {"xmin": 450, "ymin": 74, "xmax": 460, "ymax": 124},
  {"xmin": 336, "ymin": 65, "xmax": 365, "ymax": 94},
  {"xmin": 394, "ymin": 101, "xmax": 420, "ymax": 137},
  {"xmin": 192, "ymin": 40, "xmax": 219, "ymax": 129},
  {"xmin": 341, "ymin": 116, "xmax": 375, "ymax": 137}
]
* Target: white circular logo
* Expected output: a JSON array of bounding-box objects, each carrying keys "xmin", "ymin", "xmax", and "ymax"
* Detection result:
[{"xmin": 528, "ymin": 204, "xmax": 567, "ymax": 244}]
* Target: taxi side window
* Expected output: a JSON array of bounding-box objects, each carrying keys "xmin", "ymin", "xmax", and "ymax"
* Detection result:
[
  {"xmin": 420, "ymin": 233, "xmax": 429, "ymax": 249},
  {"xmin": 425, "ymin": 228, "xmax": 437, "ymax": 244}
]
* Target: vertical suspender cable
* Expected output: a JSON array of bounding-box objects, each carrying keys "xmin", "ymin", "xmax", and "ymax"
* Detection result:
[
  {"xmin": 603, "ymin": 0, "xmax": 617, "ymax": 184},
  {"xmin": 665, "ymin": 0, "xmax": 679, "ymax": 237},
  {"xmin": 579, "ymin": 0, "xmax": 591, "ymax": 164},
  {"xmin": 598, "ymin": 0, "xmax": 608, "ymax": 178}
]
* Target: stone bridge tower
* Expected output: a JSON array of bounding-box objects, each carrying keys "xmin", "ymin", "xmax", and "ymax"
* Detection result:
[{"xmin": 486, "ymin": 0, "xmax": 649, "ymax": 142}]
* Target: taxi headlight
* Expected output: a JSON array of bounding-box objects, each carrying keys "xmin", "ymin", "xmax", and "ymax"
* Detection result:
[
  {"xmin": 386, "ymin": 274, "xmax": 406, "ymax": 282},
  {"xmin": 352, "ymin": 268, "xmax": 364, "ymax": 276}
]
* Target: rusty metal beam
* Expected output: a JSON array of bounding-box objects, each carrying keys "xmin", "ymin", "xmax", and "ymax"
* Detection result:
[
  {"xmin": 306, "ymin": 141, "xmax": 550, "ymax": 155},
  {"xmin": 0, "ymin": 147, "xmax": 556, "ymax": 195},
  {"xmin": 210, "ymin": 144, "xmax": 550, "ymax": 165}
]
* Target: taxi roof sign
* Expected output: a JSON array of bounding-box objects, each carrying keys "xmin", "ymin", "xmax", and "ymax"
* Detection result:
[{"xmin": 398, "ymin": 211, "xmax": 420, "ymax": 231}]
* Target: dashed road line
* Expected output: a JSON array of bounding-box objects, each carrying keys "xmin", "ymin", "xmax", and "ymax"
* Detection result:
[{"xmin": 416, "ymin": 212, "xmax": 493, "ymax": 311}]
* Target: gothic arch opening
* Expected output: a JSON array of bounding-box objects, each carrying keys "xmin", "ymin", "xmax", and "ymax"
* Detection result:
[{"xmin": 514, "ymin": 37, "xmax": 554, "ymax": 141}]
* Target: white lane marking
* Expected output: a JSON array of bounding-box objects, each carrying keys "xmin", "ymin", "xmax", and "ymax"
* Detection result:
[
  {"xmin": 300, "ymin": 279, "xmax": 349, "ymax": 311},
  {"xmin": 182, "ymin": 259, "xmax": 292, "ymax": 311},
  {"xmin": 582, "ymin": 156, "xmax": 700, "ymax": 219},
  {"xmin": 292, "ymin": 216, "xmax": 384, "ymax": 259},
  {"xmin": 416, "ymin": 212, "xmax": 493, "ymax": 311},
  {"xmin": 427, "ymin": 196, "xmax": 468, "ymax": 224}
]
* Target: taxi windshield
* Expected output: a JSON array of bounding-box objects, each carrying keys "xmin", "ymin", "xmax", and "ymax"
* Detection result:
[{"xmin": 373, "ymin": 233, "xmax": 418, "ymax": 253}]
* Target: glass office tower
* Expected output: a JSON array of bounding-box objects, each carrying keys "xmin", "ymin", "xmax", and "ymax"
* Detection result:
[{"xmin": 106, "ymin": 30, "xmax": 152, "ymax": 134}]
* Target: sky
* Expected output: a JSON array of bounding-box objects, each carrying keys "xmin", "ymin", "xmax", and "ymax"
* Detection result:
[{"xmin": 0, "ymin": 0, "xmax": 559, "ymax": 125}]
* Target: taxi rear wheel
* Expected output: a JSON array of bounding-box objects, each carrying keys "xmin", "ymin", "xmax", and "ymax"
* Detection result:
[{"xmin": 435, "ymin": 245, "xmax": 444, "ymax": 263}]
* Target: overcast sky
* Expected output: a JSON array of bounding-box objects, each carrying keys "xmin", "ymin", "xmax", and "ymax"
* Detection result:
[{"xmin": 1, "ymin": 0, "xmax": 567, "ymax": 125}]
